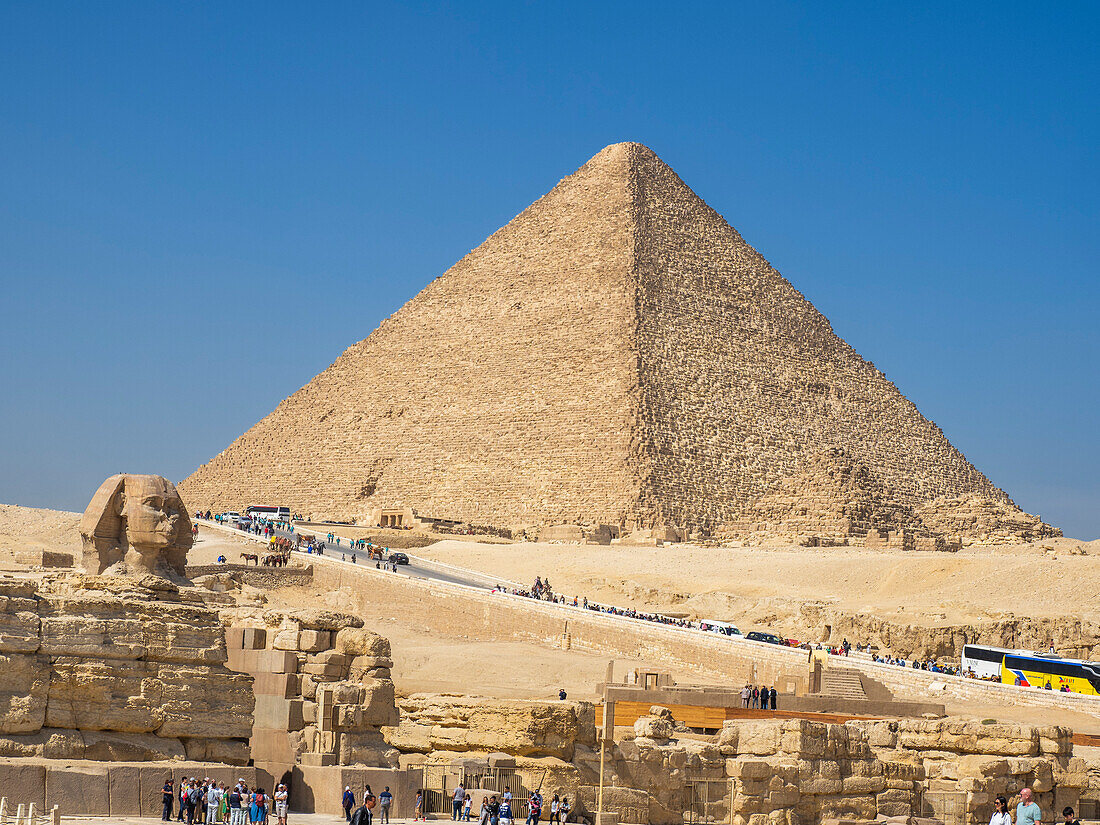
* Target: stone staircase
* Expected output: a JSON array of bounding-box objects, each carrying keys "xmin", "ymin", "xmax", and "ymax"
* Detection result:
[{"xmin": 820, "ymin": 667, "xmax": 869, "ymax": 701}]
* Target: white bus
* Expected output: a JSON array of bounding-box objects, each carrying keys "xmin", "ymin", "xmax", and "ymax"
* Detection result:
[
  {"xmin": 245, "ymin": 505, "xmax": 291, "ymax": 523},
  {"xmin": 961, "ymin": 644, "xmax": 1029, "ymax": 679}
]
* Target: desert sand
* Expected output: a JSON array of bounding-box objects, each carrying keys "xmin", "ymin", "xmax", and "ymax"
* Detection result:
[{"xmin": 413, "ymin": 537, "xmax": 1100, "ymax": 631}]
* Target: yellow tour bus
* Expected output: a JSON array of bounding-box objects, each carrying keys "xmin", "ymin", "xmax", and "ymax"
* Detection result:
[{"xmin": 1001, "ymin": 653, "xmax": 1100, "ymax": 695}]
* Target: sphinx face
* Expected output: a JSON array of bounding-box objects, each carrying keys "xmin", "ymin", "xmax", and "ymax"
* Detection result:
[{"xmin": 121, "ymin": 476, "xmax": 189, "ymax": 551}]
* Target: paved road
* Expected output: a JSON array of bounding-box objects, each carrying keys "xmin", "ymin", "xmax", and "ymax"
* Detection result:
[{"xmin": 201, "ymin": 520, "xmax": 498, "ymax": 591}]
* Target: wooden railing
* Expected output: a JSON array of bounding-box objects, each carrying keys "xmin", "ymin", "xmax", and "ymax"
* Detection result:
[{"xmin": 0, "ymin": 798, "xmax": 60, "ymax": 825}]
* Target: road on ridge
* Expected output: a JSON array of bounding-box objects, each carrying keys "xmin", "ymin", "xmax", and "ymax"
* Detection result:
[{"xmin": 201, "ymin": 521, "xmax": 500, "ymax": 591}]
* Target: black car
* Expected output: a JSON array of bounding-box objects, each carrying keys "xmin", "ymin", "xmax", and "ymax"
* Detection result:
[
  {"xmin": 388, "ymin": 552, "xmax": 410, "ymax": 565},
  {"xmin": 746, "ymin": 631, "xmax": 784, "ymax": 645}
]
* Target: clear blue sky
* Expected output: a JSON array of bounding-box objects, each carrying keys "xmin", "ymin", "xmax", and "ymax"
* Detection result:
[{"xmin": 1, "ymin": 2, "xmax": 1096, "ymax": 537}]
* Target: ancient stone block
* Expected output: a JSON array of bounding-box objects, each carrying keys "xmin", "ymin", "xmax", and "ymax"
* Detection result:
[{"xmin": 46, "ymin": 764, "xmax": 110, "ymax": 815}]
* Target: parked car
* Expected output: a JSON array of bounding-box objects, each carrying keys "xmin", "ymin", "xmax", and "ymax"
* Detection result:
[
  {"xmin": 387, "ymin": 552, "xmax": 410, "ymax": 565},
  {"xmin": 746, "ymin": 631, "xmax": 784, "ymax": 645},
  {"xmin": 222, "ymin": 511, "xmax": 241, "ymax": 525}
]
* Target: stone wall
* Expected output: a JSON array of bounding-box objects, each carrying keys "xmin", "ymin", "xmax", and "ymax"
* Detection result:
[
  {"xmin": 0, "ymin": 574, "xmax": 253, "ymax": 763},
  {"xmin": 179, "ymin": 143, "xmax": 1047, "ymax": 539},
  {"xmin": 310, "ymin": 558, "xmax": 1100, "ymax": 716}
]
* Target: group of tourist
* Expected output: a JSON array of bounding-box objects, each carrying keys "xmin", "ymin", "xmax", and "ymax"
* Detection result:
[
  {"xmin": 989, "ymin": 788, "xmax": 1080, "ymax": 825},
  {"xmin": 740, "ymin": 684, "xmax": 778, "ymax": 709},
  {"xmin": 343, "ymin": 785, "xmax": 393, "ymax": 825},
  {"xmin": 163, "ymin": 778, "xmax": 287, "ymax": 825},
  {"xmin": 437, "ymin": 786, "xmax": 568, "ymax": 825}
]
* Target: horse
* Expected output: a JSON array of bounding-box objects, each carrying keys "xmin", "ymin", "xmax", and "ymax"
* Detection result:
[{"xmin": 241, "ymin": 552, "xmax": 259, "ymax": 565}]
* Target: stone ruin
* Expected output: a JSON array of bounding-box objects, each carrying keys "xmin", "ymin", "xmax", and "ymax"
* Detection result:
[
  {"xmin": 223, "ymin": 608, "xmax": 399, "ymax": 775},
  {"xmin": 79, "ymin": 474, "xmax": 193, "ymax": 578},
  {"xmin": 0, "ymin": 574, "xmax": 252, "ymax": 763},
  {"xmin": 722, "ymin": 449, "xmax": 1059, "ymax": 548}
]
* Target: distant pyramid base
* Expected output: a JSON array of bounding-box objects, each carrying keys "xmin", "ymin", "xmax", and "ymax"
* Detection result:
[
  {"xmin": 718, "ymin": 448, "xmax": 1058, "ymax": 547},
  {"xmin": 180, "ymin": 142, "xmax": 1056, "ymax": 542}
]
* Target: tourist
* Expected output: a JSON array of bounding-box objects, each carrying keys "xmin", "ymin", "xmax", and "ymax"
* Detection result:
[
  {"xmin": 526, "ymin": 791, "xmax": 541, "ymax": 825},
  {"xmin": 379, "ymin": 787, "xmax": 393, "ymax": 824},
  {"xmin": 343, "ymin": 787, "xmax": 355, "ymax": 822},
  {"xmin": 1063, "ymin": 807, "xmax": 1080, "ymax": 825},
  {"xmin": 751, "ymin": 685, "xmax": 759, "ymax": 708},
  {"xmin": 769, "ymin": 686, "xmax": 778, "ymax": 710},
  {"xmin": 990, "ymin": 796, "xmax": 1012, "ymax": 825},
  {"xmin": 487, "ymin": 795, "xmax": 500, "ymax": 825},
  {"xmin": 414, "ymin": 791, "xmax": 424, "ymax": 822},
  {"xmin": 207, "ymin": 781, "xmax": 224, "ymax": 825},
  {"xmin": 231, "ymin": 785, "xmax": 247, "ymax": 825},
  {"xmin": 463, "ymin": 794, "xmax": 472, "ymax": 822},
  {"xmin": 740, "ymin": 684, "xmax": 751, "ymax": 708},
  {"xmin": 179, "ymin": 781, "xmax": 189, "ymax": 822},
  {"xmin": 187, "ymin": 781, "xmax": 204, "ymax": 825},
  {"xmin": 453, "ymin": 782, "xmax": 467, "ymax": 820},
  {"xmin": 1017, "ymin": 788, "xmax": 1042, "ymax": 825},
  {"xmin": 558, "ymin": 688, "xmax": 567, "ymax": 700},
  {"xmin": 350, "ymin": 802, "xmax": 370, "ymax": 825},
  {"xmin": 362, "ymin": 785, "xmax": 376, "ymax": 825},
  {"xmin": 163, "ymin": 779, "xmax": 175, "ymax": 821},
  {"xmin": 479, "ymin": 799, "xmax": 491, "ymax": 825},
  {"xmin": 549, "ymin": 795, "xmax": 561, "ymax": 825},
  {"xmin": 250, "ymin": 787, "xmax": 267, "ymax": 825},
  {"xmin": 217, "ymin": 784, "xmax": 229, "ymax": 824},
  {"xmin": 499, "ymin": 796, "xmax": 513, "ymax": 825},
  {"xmin": 274, "ymin": 784, "xmax": 289, "ymax": 825}
]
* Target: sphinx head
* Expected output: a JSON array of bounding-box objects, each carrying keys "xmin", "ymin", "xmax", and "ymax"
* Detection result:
[{"xmin": 79, "ymin": 474, "xmax": 193, "ymax": 577}]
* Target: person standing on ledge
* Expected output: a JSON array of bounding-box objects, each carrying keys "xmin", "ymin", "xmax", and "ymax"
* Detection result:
[{"xmin": 1017, "ymin": 788, "xmax": 1043, "ymax": 825}]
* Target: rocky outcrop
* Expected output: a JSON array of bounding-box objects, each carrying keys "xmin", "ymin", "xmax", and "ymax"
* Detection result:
[
  {"xmin": 917, "ymin": 495, "xmax": 1061, "ymax": 544},
  {"xmin": 798, "ymin": 602, "xmax": 1100, "ymax": 660},
  {"xmin": 0, "ymin": 574, "xmax": 253, "ymax": 762},
  {"xmin": 384, "ymin": 695, "xmax": 596, "ymax": 760}
]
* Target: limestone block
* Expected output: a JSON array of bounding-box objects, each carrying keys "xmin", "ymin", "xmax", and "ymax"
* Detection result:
[
  {"xmin": 728, "ymin": 759, "xmax": 774, "ymax": 780},
  {"xmin": 272, "ymin": 629, "xmax": 301, "ymax": 651},
  {"xmin": 301, "ymin": 673, "xmax": 317, "ymax": 699},
  {"xmin": 348, "ymin": 655, "xmax": 394, "ymax": 677},
  {"xmin": 736, "ymin": 722, "xmax": 783, "ymax": 756},
  {"xmin": 0, "ymin": 652, "xmax": 47, "ymax": 733},
  {"xmin": 718, "ymin": 721, "xmax": 739, "ymax": 755},
  {"xmin": 818, "ymin": 795, "xmax": 877, "ymax": 821},
  {"xmin": 876, "ymin": 788, "xmax": 914, "ymax": 817},
  {"xmin": 299, "ymin": 630, "xmax": 332, "ymax": 652},
  {"xmin": 634, "ymin": 715, "xmax": 673, "ymax": 742},
  {"xmin": 181, "ymin": 736, "xmax": 251, "ymax": 764},
  {"xmin": 302, "ymin": 660, "xmax": 345, "ymax": 677},
  {"xmin": 242, "ymin": 626, "xmax": 267, "ymax": 649},
  {"xmin": 252, "ymin": 672, "xmax": 299, "ymax": 698},
  {"xmin": 139, "ymin": 766, "xmax": 175, "ymax": 816},
  {"xmin": 255, "ymin": 695, "xmax": 305, "ymax": 731},
  {"xmin": 46, "ymin": 657, "xmax": 159, "ymax": 732},
  {"xmin": 336, "ymin": 627, "xmax": 391, "ymax": 658},
  {"xmin": 841, "ymin": 775, "xmax": 886, "ymax": 794},
  {"xmin": 338, "ymin": 730, "xmax": 400, "ymax": 767},
  {"xmin": 386, "ymin": 694, "xmax": 594, "ymax": 758},
  {"xmin": 896, "ymin": 720, "xmax": 1038, "ymax": 756},
  {"xmin": 0, "ymin": 761, "xmax": 46, "ymax": 807},
  {"xmin": 303, "ymin": 700, "xmax": 317, "ymax": 724},
  {"xmin": 329, "ymin": 681, "xmax": 363, "ymax": 704},
  {"xmin": 107, "ymin": 764, "xmax": 142, "ymax": 816},
  {"xmin": 154, "ymin": 664, "xmax": 255, "ymax": 739},
  {"xmin": 957, "ymin": 756, "xmax": 1010, "ymax": 779},
  {"xmin": 266, "ymin": 608, "xmax": 363, "ymax": 632},
  {"xmin": 0, "ymin": 598, "xmax": 41, "ymax": 653},
  {"xmin": 83, "ymin": 730, "xmax": 186, "ymax": 761},
  {"xmin": 46, "ymin": 764, "xmax": 110, "ymax": 815}
]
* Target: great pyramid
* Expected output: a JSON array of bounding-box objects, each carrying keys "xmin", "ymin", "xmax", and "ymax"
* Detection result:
[{"xmin": 180, "ymin": 142, "xmax": 1049, "ymax": 538}]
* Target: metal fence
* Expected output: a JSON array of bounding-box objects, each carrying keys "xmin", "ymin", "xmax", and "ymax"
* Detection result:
[
  {"xmin": 420, "ymin": 766, "xmax": 538, "ymax": 818},
  {"xmin": 684, "ymin": 780, "xmax": 732, "ymax": 825}
]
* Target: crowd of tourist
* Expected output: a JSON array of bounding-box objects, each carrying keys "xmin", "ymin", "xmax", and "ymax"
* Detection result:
[{"xmin": 163, "ymin": 778, "xmax": 288, "ymax": 825}]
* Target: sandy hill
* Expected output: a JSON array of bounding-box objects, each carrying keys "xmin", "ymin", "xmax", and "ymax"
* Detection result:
[{"xmin": 179, "ymin": 142, "xmax": 1047, "ymax": 537}]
